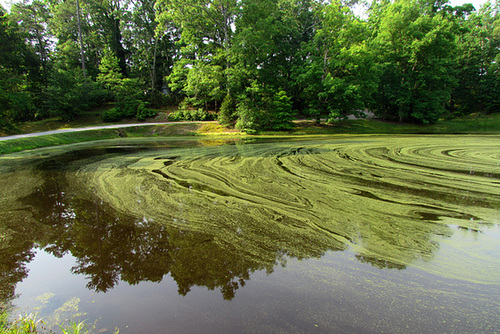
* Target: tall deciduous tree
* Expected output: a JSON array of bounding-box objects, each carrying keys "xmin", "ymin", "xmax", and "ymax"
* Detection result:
[
  {"xmin": 452, "ymin": 2, "xmax": 500, "ymax": 114},
  {"xmin": 157, "ymin": 0, "xmax": 239, "ymax": 107},
  {"xmin": 370, "ymin": 0, "xmax": 457, "ymax": 123},
  {"xmin": 10, "ymin": 0, "xmax": 53, "ymax": 79},
  {"xmin": 122, "ymin": 0, "xmax": 176, "ymax": 105},
  {"xmin": 0, "ymin": 5, "xmax": 39, "ymax": 127},
  {"xmin": 295, "ymin": 0, "xmax": 375, "ymax": 122}
]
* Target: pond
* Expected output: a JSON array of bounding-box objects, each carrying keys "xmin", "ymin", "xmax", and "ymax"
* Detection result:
[{"xmin": 0, "ymin": 135, "xmax": 499, "ymax": 333}]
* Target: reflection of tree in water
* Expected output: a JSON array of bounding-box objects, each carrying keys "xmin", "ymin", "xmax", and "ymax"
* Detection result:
[
  {"xmin": 0, "ymin": 167, "xmax": 42, "ymax": 305},
  {"xmin": 12, "ymin": 168, "xmax": 282, "ymax": 300},
  {"xmin": 355, "ymin": 255, "xmax": 406, "ymax": 270},
  {"xmin": 7, "ymin": 163, "xmax": 418, "ymax": 301},
  {"xmin": 0, "ymin": 239, "xmax": 35, "ymax": 303}
]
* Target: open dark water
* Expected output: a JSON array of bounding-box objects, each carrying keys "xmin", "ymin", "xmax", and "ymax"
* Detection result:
[{"xmin": 0, "ymin": 135, "xmax": 499, "ymax": 333}]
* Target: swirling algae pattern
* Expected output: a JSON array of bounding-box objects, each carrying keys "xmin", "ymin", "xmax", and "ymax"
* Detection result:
[{"xmin": 74, "ymin": 135, "xmax": 500, "ymax": 284}]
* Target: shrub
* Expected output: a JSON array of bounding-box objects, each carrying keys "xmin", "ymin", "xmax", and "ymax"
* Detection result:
[
  {"xmin": 167, "ymin": 108, "xmax": 215, "ymax": 122},
  {"xmin": 218, "ymin": 93, "xmax": 236, "ymax": 127},
  {"xmin": 102, "ymin": 107, "xmax": 125, "ymax": 122},
  {"xmin": 136, "ymin": 103, "xmax": 158, "ymax": 121}
]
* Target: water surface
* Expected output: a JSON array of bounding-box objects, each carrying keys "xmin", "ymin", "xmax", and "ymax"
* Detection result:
[{"xmin": 0, "ymin": 135, "xmax": 499, "ymax": 333}]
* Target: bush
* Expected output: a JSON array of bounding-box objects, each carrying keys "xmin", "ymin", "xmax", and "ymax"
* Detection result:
[
  {"xmin": 102, "ymin": 107, "xmax": 125, "ymax": 122},
  {"xmin": 167, "ymin": 108, "xmax": 215, "ymax": 122},
  {"xmin": 270, "ymin": 90, "xmax": 295, "ymax": 130},
  {"xmin": 218, "ymin": 93, "xmax": 236, "ymax": 127},
  {"xmin": 136, "ymin": 103, "xmax": 158, "ymax": 121}
]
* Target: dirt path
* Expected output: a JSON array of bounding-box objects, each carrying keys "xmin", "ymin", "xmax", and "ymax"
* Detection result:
[{"xmin": 0, "ymin": 122, "xmax": 190, "ymax": 141}]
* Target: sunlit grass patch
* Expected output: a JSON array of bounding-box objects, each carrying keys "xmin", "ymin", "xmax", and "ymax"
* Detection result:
[{"xmin": 196, "ymin": 122, "xmax": 242, "ymax": 135}]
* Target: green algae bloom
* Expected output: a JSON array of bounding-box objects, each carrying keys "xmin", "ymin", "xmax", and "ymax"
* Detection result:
[{"xmin": 70, "ymin": 135, "xmax": 500, "ymax": 284}]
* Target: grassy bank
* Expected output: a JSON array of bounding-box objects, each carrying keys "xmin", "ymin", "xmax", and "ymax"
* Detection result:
[
  {"xmin": 1, "ymin": 113, "xmax": 499, "ymax": 155},
  {"xmin": 288, "ymin": 112, "xmax": 500, "ymax": 135},
  {"xmin": 0, "ymin": 123, "xmax": 239, "ymax": 155}
]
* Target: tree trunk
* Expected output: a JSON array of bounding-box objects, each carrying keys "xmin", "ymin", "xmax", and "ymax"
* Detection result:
[
  {"xmin": 151, "ymin": 33, "xmax": 159, "ymax": 93},
  {"xmin": 76, "ymin": 0, "xmax": 86, "ymax": 81}
]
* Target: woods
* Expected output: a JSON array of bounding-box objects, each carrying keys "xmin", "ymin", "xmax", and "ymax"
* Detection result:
[{"xmin": 0, "ymin": 0, "xmax": 499, "ymax": 131}]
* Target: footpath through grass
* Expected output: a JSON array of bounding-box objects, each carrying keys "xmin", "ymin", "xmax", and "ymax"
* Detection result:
[{"xmin": 0, "ymin": 122, "xmax": 240, "ymax": 154}]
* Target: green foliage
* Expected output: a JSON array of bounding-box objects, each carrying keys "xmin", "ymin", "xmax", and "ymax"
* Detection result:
[
  {"xmin": 218, "ymin": 93, "xmax": 236, "ymax": 126},
  {"xmin": 136, "ymin": 103, "xmax": 158, "ymax": 121},
  {"xmin": 115, "ymin": 78, "xmax": 147, "ymax": 118},
  {"xmin": 102, "ymin": 103, "xmax": 157, "ymax": 123},
  {"xmin": 97, "ymin": 53, "xmax": 123, "ymax": 90},
  {"xmin": 235, "ymin": 82, "xmax": 294, "ymax": 132},
  {"xmin": 270, "ymin": 90, "xmax": 295, "ymax": 130},
  {"xmin": 58, "ymin": 320, "xmax": 87, "ymax": 334},
  {"xmin": 0, "ymin": 6, "xmax": 38, "ymax": 128},
  {"xmin": 452, "ymin": 3, "xmax": 500, "ymax": 116},
  {"xmin": 97, "ymin": 53, "xmax": 151, "ymax": 122},
  {"xmin": 101, "ymin": 107, "xmax": 124, "ymax": 122},
  {"xmin": 0, "ymin": 308, "xmax": 108, "ymax": 334},
  {"xmin": 0, "ymin": 70, "xmax": 33, "ymax": 128},
  {"xmin": 0, "ymin": 312, "xmax": 44, "ymax": 334},
  {"xmin": 183, "ymin": 62, "xmax": 224, "ymax": 109},
  {"xmin": 167, "ymin": 108, "xmax": 216, "ymax": 122},
  {"xmin": 296, "ymin": 1, "xmax": 376, "ymax": 122},
  {"xmin": 370, "ymin": 0, "xmax": 457, "ymax": 123},
  {"xmin": 235, "ymin": 102, "xmax": 260, "ymax": 133},
  {"xmin": 1, "ymin": 0, "xmax": 499, "ymax": 132},
  {"xmin": 46, "ymin": 68, "xmax": 110, "ymax": 121}
]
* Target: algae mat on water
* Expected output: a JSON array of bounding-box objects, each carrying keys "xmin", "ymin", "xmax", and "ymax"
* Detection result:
[{"xmin": 71, "ymin": 135, "xmax": 500, "ymax": 284}]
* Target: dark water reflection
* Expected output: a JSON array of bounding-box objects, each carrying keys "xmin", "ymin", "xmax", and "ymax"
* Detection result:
[
  {"xmin": 3, "ymin": 140, "xmax": 278, "ymax": 302},
  {"xmin": 0, "ymin": 135, "xmax": 499, "ymax": 333}
]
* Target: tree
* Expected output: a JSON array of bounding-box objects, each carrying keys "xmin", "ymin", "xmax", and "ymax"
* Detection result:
[
  {"xmin": 296, "ymin": 1, "xmax": 376, "ymax": 122},
  {"xmin": 97, "ymin": 51, "xmax": 151, "ymax": 121},
  {"xmin": 452, "ymin": 2, "xmax": 500, "ymax": 115},
  {"xmin": 157, "ymin": 0, "xmax": 239, "ymax": 109},
  {"xmin": 122, "ymin": 0, "xmax": 177, "ymax": 105},
  {"xmin": 183, "ymin": 61, "xmax": 224, "ymax": 109},
  {"xmin": 83, "ymin": 0, "xmax": 128, "ymax": 74},
  {"xmin": 230, "ymin": 0, "xmax": 302, "ymax": 130},
  {"xmin": 0, "ymin": 6, "xmax": 38, "ymax": 128},
  {"xmin": 10, "ymin": 0, "xmax": 53, "ymax": 79},
  {"xmin": 45, "ymin": 65, "xmax": 93, "ymax": 121},
  {"xmin": 50, "ymin": 0, "xmax": 93, "ymax": 76},
  {"xmin": 370, "ymin": 0, "xmax": 457, "ymax": 123}
]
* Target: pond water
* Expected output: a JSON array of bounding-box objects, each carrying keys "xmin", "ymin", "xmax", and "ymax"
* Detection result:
[{"xmin": 0, "ymin": 135, "xmax": 499, "ymax": 333}]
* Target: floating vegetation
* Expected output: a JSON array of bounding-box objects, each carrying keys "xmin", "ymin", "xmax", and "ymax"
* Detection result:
[{"xmin": 71, "ymin": 135, "xmax": 500, "ymax": 284}]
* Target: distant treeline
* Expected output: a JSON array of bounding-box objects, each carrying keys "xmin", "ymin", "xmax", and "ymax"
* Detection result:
[{"xmin": 1, "ymin": 0, "xmax": 499, "ymax": 131}]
